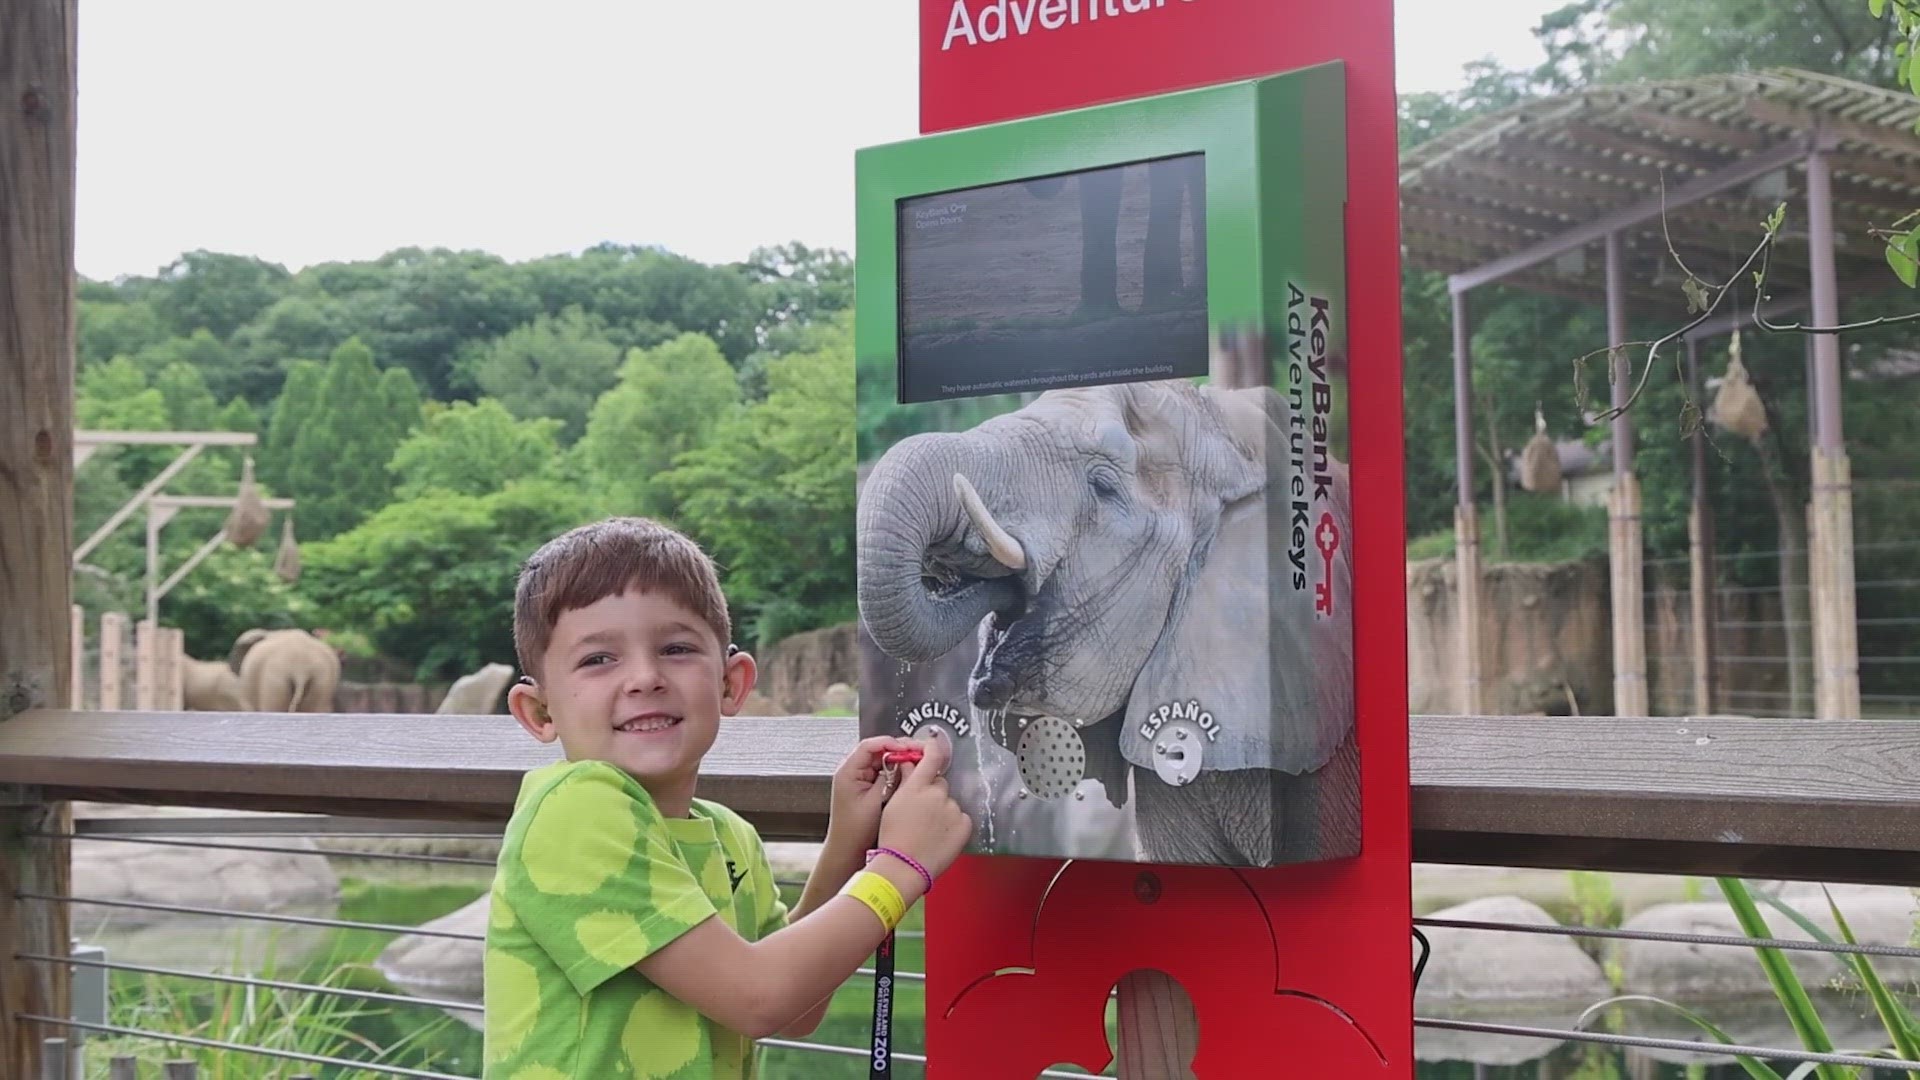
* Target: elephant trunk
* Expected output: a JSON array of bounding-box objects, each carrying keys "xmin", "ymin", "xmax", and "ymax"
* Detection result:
[{"xmin": 858, "ymin": 434, "xmax": 1024, "ymax": 662}]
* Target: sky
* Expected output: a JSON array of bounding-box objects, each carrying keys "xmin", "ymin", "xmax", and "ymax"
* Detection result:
[{"xmin": 73, "ymin": 0, "xmax": 1567, "ymax": 282}]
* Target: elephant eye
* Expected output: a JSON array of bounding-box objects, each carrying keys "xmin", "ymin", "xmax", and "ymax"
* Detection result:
[{"xmin": 1089, "ymin": 468, "xmax": 1122, "ymax": 500}]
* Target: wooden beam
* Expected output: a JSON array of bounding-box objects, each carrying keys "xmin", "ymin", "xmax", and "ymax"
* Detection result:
[
  {"xmin": 73, "ymin": 431, "xmax": 256, "ymax": 449},
  {"xmin": 5, "ymin": 712, "xmax": 1920, "ymax": 885},
  {"xmin": 1449, "ymin": 137, "xmax": 1814, "ymax": 293},
  {"xmin": 71, "ymin": 443, "xmax": 203, "ymax": 564},
  {"xmin": 0, "ymin": 1, "xmax": 76, "ymax": 1073}
]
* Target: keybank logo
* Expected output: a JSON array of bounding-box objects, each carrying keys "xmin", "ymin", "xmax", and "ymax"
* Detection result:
[{"xmin": 941, "ymin": 0, "xmax": 1198, "ymax": 51}]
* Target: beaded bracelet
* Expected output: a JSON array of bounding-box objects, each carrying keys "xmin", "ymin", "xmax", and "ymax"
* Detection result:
[{"xmin": 867, "ymin": 846, "xmax": 934, "ymax": 894}]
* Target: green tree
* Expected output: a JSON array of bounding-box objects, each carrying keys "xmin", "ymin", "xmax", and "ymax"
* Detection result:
[
  {"xmin": 285, "ymin": 338, "xmax": 411, "ymax": 539},
  {"xmin": 381, "ymin": 365, "xmax": 425, "ymax": 442},
  {"xmin": 389, "ymin": 398, "xmax": 563, "ymax": 499},
  {"xmin": 150, "ymin": 250, "xmax": 293, "ymax": 340},
  {"xmin": 218, "ymin": 397, "xmax": 260, "ymax": 435},
  {"xmin": 261, "ymin": 360, "xmax": 325, "ymax": 493},
  {"xmin": 469, "ymin": 306, "xmax": 623, "ymax": 443},
  {"xmin": 155, "ymin": 362, "xmax": 221, "ymax": 431},
  {"xmin": 351, "ymin": 247, "xmax": 542, "ymax": 400},
  {"xmin": 226, "ymin": 294, "xmax": 356, "ymax": 406},
  {"xmin": 659, "ymin": 317, "xmax": 857, "ymax": 650},
  {"xmin": 77, "ymin": 299, "xmax": 168, "ymax": 369},
  {"xmin": 1534, "ymin": 0, "xmax": 1902, "ymax": 89},
  {"xmin": 299, "ymin": 480, "xmax": 595, "ymax": 681},
  {"xmin": 578, "ymin": 332, "xmax": 740, "ymax": 517}
]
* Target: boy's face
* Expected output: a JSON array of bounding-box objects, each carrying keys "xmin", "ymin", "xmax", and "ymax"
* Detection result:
[{"xmin": 508, "ymin": 587, "xmax": 754, "ymax": 798}]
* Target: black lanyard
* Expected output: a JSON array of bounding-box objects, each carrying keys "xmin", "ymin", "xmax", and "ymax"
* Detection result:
[{"xmin": 870, "ymin": 929, "xmax": 896, "ymax": 1078}]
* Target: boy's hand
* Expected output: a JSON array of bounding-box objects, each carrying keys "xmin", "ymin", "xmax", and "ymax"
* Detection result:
[
  {"xmin": 876, "ymin": 731, "xmax": 972, "ymax": 881},
  {"xmin": 825, "ymin": 734, "xmax": 922, "ymax": 851}
]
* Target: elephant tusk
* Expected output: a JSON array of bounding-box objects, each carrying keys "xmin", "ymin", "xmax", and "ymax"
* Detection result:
[{"xmin": 953, "ymin": 472, "xmax": 1026, "ymax": 572}]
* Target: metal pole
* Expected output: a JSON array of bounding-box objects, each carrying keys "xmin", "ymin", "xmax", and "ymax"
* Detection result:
[
  {"xmin": 1806, "ymin": 147, "xmax": 1842, "ymax": 451},
  {"xmin": 1606, "ymin": 233, "xmax": 1631, "ymax": 478},
  {"xmin": 1686, "ymin": 337, "xmax": 1716, "ymax": 715},
  {"xmin": 1454, "ymin": 290, "xmax": 1476, "ymax": 508}
]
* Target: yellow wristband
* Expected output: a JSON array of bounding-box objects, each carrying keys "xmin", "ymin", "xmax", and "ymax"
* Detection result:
[{"xmin": 841, "ymin": 869, "xmax": 907, "ymax": 932}]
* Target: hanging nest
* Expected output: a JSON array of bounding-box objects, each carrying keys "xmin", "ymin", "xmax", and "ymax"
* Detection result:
[
  {"xmin": 1517, "ymin": 406, "xmax": 1562, "ymax": 494},
  {"xmin": 273, "ymin": 515, "xmax": 301, "ymax": 584},
  {"xmin": 1709, "ymin": 335, "xmax": 1768, "ymax": 441},
  {"xmin": 223, "ymin": 456, "xmax": 271, "ymax": 548}
]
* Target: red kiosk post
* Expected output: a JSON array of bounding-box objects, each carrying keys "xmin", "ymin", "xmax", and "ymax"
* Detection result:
[{"xmin": 912, "ymin": 2, "xmax": 1409, "ymax": 1076}]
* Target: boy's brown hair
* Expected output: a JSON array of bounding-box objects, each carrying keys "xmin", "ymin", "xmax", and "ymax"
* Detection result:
[{"xmin": 513, "ymin": 517, "xmax": 732, "ymax": 681}]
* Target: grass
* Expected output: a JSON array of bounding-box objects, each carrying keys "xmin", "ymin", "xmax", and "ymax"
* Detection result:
[
  {"xmin": 1572, "ymin": 878, "xmax": 1920, "ymax": 1080},
  {"xmin": 73, "ymin": 865, "xmax": 1122, "ymax": 1078},
  {"xmin": 81, "ymin": 871, "xmax": 489, "ymax": 1078}
]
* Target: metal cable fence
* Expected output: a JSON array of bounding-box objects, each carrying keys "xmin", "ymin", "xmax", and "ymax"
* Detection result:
[{"xmin": 20, "ymin": 814, "xmax": 1920, "ymax": 1077}]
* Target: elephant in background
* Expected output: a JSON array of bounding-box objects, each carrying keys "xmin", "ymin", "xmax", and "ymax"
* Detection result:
[
  {"xmin": 182, "ymin": 658, "xmax": 250, "ymax": 712},
  {"xmin": 230, "ymin": 628, "xmax": 341, "ymax": 713},
  {"xmin": 856, "ymin": 376, "xmax": 1356, "ymax": 867}
]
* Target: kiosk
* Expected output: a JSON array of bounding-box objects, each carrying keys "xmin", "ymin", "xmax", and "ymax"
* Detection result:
[
  {"xmin": 854, "ymin": 2, "xmax": 1409, "ymax": 1073},
  {"xmin": 856, "ymin": 65, "xmax": 1354, "ymax": 870}
]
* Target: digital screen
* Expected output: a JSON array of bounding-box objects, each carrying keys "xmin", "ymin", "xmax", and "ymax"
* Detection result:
[{"xmin": 896, "ymin": 153, "xmax": 1209, "ymax": 404}]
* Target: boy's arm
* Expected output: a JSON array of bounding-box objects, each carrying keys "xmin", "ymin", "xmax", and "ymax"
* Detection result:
[
  {"xmin": 634, "ymin": 851, "xmax": 926, "ymax": 1041},
  {"xmin": 771, "ymin": 833, "xmax": 870, "ymax": 1037}
]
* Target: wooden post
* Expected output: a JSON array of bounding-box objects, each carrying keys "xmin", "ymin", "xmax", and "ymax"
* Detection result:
[
  {"xmin": 163, "ymin": 627, "xmax": 184, "ymax": 710},
  {"xmin": 0, "ymin": 2, "xmax": 79, "ymax": 1075},
  {"xmin": 109, "ymin": 1058, "xmax": 139, "ymax": 1080},
  {"xmin": 69, "ymin": 606, "xmax": 83, "ymax": 712},
  {"xmin": 1605, "ymin": 233, "xmax": 1648, "ymax": 716},
  {"xmin": 163, "ymin": 1062, "xmax": 197, "ymax": 1080},
  {"xmin": 1452, "ymin": 289, "xmax": 1485, "ymax": 715},
  {"xmin": 1804, "ymin": 145, "xmax": 1860, "ymax": 719},
  {"xmin": 135, "ymin": 620, "xmax": 155, "ymax": 712},
  {"xmin": 99, "ymin": 612, "xmax": 124, "ymax": 710},
  {"xmin": 39, "ymin": 1037, "xmax": 66, "ymax": 1080}
]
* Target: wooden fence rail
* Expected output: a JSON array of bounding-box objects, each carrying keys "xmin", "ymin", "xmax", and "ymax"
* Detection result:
[{"xmin": 2, "ymin": 709, "xmax": 1918, "ymax": 886}]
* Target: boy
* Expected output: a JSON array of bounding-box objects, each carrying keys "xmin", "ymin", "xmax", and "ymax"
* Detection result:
[{"xmin": 484, "ymin": 516, "xmax": 972, "ymax": 1078}]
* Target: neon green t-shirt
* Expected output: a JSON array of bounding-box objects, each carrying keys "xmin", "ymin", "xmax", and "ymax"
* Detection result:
[{"xmin": 483, "ymin": 758, "xmax": 790, "ymax": 1079}]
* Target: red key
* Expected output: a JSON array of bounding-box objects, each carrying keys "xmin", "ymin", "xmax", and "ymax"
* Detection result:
[{"xmin": 882, "ymin": 748, "xmax": 924, "ymax": 765}]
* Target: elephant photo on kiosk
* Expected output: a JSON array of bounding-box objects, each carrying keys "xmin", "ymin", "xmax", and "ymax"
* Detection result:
[{"xmin": 857, "ymin": 375, "xmax": 1357, "ymax": 867}]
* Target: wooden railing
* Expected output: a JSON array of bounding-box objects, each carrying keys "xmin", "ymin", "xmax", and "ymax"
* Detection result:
[{"xmin": 3, "ymin": 709, "xmax": 1918, "ymax": 886}]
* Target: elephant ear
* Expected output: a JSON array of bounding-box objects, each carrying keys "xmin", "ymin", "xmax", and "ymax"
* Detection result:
[
  {"xmin": 228, "ymin": 628, "xmax": 271, "ymax": 673},
  {"xmin": 1118, "ymin": 383, "xmax": 1355, "ymax": 780}
]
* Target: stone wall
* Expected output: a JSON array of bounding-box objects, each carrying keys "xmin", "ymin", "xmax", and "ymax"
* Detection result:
[
  {"xmin": 755, "ymin": 621, "xmax": 858, "ymax": 713},
  {"xmin": 1412, "ymin": 555, "xmax": 1793, "ymax": 717},
  {"xmin": 1408, "ymin": 556, "xmax": 1614, "ymax": 716}
]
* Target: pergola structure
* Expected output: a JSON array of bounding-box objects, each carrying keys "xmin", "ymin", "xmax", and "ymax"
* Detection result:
[{"xmin": 1399, "ymin": 68, "xmax": 1920, "ymax": 720}]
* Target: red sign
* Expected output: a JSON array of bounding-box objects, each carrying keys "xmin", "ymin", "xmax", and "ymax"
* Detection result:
[
  {"xmin": 921, "ymin": 0, "xmax": 1395, "ymax": 136},
  {"xmin": 915, "ymin": 1, "xmax": 1411, "ymax": 1076}
]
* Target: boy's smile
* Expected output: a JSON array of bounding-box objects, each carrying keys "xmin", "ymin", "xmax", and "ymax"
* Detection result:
[{"xmin": 509, "ymin": 585, "xmax": 754, "ymax": 816}]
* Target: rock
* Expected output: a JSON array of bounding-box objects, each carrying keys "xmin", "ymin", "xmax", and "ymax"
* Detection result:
[
  {"xmin": 1615, "ymin": 884, "xmax": 1919, "ymax": 1001},
  {"xmin": 1417, "ymin": 896, "xmax": 1612, "ymax": 1007},
  {"xmin": 758, "ymin": 623, "xmax": 857, "ymax": 714},
  {"xmin": 70, "ymin": 814, "xmax": 341, "ymax": 973},
  {"xmin": 818, "ymin": 682, "xmax": 858, "ymax": 715},
  {"xmin": 1414, "ymin": 896, "xmax": 1609, "ymax": 1066},
  {"xmin": 736, "ymin": 690, "xmax": 783, "ymax": 716},
  {"xmin": 377, "ymin": 894, "xmax": 489, "ymax": 1031}
]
